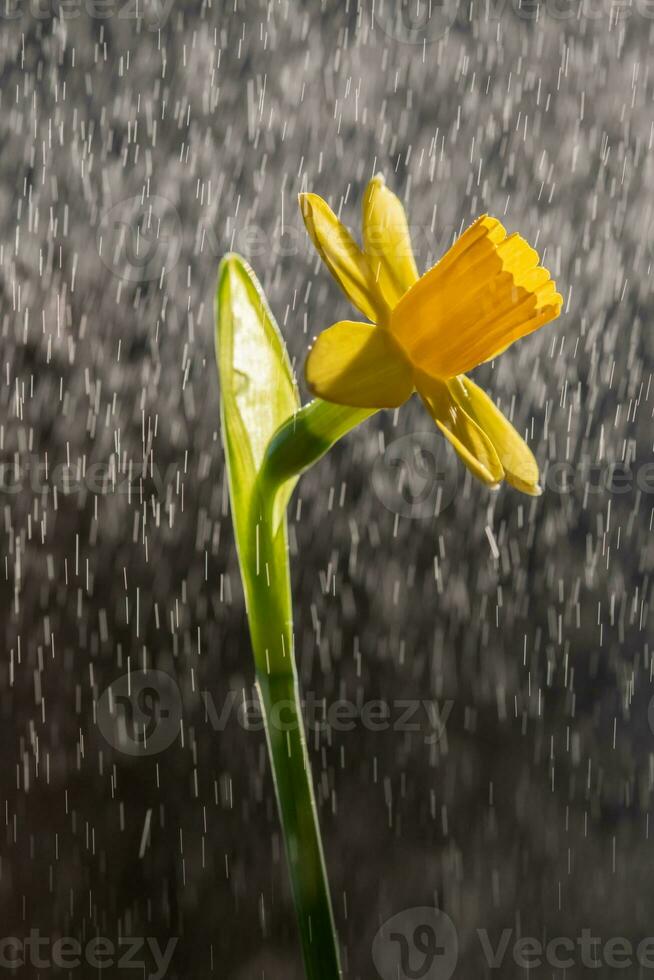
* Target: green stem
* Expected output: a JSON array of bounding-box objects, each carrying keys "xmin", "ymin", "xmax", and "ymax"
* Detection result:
[
  {"xmin": 243, "ymin": 400, "xmax": 377, "ymax": 979},
  {"xmin": 247, "ymin": 489, "xmax": 339, "ymax": 979},
  {"xmin": 263, "ymin": 398, "xmax": 377, "ymax": 491},
  {"xmin": 258, "ymin": 672, "xmax": 339, "ymax": 979}
]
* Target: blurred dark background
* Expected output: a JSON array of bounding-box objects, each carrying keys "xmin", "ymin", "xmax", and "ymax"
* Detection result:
[{"xmin": 2, "ymin": 0, "xmax": 654, "ymax": 976}]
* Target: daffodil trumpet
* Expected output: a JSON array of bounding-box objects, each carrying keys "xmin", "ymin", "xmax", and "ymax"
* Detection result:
[
  {"xmin": 216, "ymin": 177, "xmax": 562, "ymax": 980},
  {"xmin": 299, "ymin": 176, "xmax": 562, "ymax": 495}
]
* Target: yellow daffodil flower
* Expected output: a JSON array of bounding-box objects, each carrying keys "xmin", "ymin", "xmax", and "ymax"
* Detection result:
[{"xmin": 299, "ymin": 176, "xmax": 563, "ymax": 495}]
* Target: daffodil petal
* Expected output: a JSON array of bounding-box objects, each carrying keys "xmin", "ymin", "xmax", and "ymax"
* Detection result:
[
  {"xmin": 362, "ymin": 174, "xmax": 419, "ymax": 309},
  {"xmin": 452, "ymin": 376, "xmax": 542, "ymax": 495},
  {"xmin": 299, "ymin": 193, "xmax": 387, "ymax": 323},
  {"xmin": 306, "ymin": 320, "xmax": 414, "ymax": 408},
  {"xmin": 416, "ymin": 372, "xmax": 504, "ymax": 487},
  {"xmin": 389, "ymin": 215, "xmax": 563, "ymax": 378}
]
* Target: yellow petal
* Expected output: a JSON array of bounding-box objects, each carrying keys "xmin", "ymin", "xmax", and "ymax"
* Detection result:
[
  {"xmin": 416, "ymin": 371, "xmax": 504, "ymax": 488},
  {"xmin": 362, "ymin": 174, "xmax": 419, "ymax": 309},
  {"xmin": 305, "ymin": 321, "xmax": 414, "ymax": 408},
  {"xmin": 389, "ymin": 215, "xmax": 563, "ymax": 378},
  {"xmin": 451, "ymin": 376, "xmax": 542, "ymax": 495},
  {"xmin": 299, "ymin": 193, "xmax": 387, "ymax": 324}
]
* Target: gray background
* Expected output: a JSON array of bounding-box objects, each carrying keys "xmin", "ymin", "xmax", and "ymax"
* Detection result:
[{"xmin": 2, "ymin": 0, "xmax": 654, "ymax": 976}]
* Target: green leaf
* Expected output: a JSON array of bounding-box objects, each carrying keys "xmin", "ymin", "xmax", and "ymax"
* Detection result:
[
  {"xmin": 215, "ymin": 255, "xmax": 342, "ymax": 977},
  {"xmin": 215, "ymin": 254, "xmax": 300, "ymax": 562}
]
